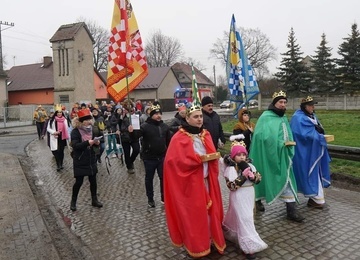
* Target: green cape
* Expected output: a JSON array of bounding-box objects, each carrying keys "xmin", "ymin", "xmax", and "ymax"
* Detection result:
[{"xmin": 249, "ymin": 110, "xmax": 298, "ymax": 204}]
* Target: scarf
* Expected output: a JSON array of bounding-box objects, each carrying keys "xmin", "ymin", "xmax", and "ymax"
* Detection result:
[
  {"xmin": 78, "ymin": 125, "xmax": 93, "ymax": 142},
  {"xmin": 181, "ymin": 121, "xmax": 203, "ymax": 134},
  {"xmin": 55, "ymin": 116, "xmax": 69, "ymax": 140}
]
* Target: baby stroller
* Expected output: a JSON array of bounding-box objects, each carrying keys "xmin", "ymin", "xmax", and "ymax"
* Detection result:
[{"xmin": 104, "ymin": 132, "xmax": 124, "ymax": 174}]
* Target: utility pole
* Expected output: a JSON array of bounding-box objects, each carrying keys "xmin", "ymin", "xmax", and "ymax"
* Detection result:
[
  {"xmin": 0, "ymin": 21, "xmax": 15, "ymax": 74},
  {"xmin": 213, "ymin": 65, "xmax": 217, "ymax": 103}
]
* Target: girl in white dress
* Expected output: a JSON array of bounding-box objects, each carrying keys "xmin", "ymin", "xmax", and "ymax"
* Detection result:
[{"xmin": 222, "ymin": 141, "xmax": 268, "ymax": 259}]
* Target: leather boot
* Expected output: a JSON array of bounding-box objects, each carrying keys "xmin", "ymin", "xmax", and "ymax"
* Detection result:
[
  {"xmin": 70, "ymin": 198, "xmax": 77, "ymax": 211},
  {"xmin": 286, "ymin": 202, "xmax": 305, "ymax": 222},
  {"xmin": 92, "ymin": 196, "xmax": 103, "ymax": 208},
  {"xmin": 256, "ymin": 200, "xmax": 265, "ymax": 212}
]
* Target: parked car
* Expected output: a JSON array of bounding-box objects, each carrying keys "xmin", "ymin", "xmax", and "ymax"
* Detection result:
[
  {"xmin": 248, "ymin": 99, "xmax": 258, "ymax": 108},
  {"xmin": 220, "ymin": 100, "xmax": 232, "ymax": 109}
]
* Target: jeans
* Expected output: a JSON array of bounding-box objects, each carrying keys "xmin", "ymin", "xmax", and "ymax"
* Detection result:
[{"xmin": 143, "ymin": 158, "xmax": 164, "ymax": 202}]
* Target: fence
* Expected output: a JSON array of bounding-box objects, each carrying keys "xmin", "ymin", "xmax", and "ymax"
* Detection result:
[
  {"xmin": 222, "ymin": 132, "xmax": 360, "ymax": 162},
  {"xmin": 258, "ymin": 94, "xmax": 360, "ymax": 110},
  {"xmin": 0, "ymin": 105, "xmax": 54, "ymax": 128}
]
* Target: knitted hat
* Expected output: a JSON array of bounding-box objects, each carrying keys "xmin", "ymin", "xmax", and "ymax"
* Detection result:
[
  {"xmin": 149, "ymin": 104, "xmax": 162, "ymax": 117},
  {"xmin": 201, "ymin": 96, "xmax": 213, "ymax": 106},
  {"xmin": 78, "ymin": 109, "xmax": 92, "ymax": 122},
  {"xmin": 272, "ymin": 90, "xmax": 287, "ymax": 105},
  {"xmin": 230, "ymin": 141, "xmax": 248, "ymax": 159}
]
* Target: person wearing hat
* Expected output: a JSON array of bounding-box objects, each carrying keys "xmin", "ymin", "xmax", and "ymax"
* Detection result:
[
  {"xmin": 249, "ymin": 90, "xmax": 304, "ymax": 222},
  {"xmin": 33, "ymin": 105, "xmax": 48, "ymax": 140},
  {"xmin": 42, "ymin": 108, "xmax": 55, "ymax": 146},
  {"xmin": 169, "ymin": 105, "xmax": 186, "ymax": 135},
  {"xmin": 290, "ymin": 96, "xmax": 331, "ymax": 209},
  {"xmin": 233, "ymin": 107, "xmax": 255, "ymax": 152},
  {"xmin": 120, "ymin": 101, "xmax": 140, "ymax": 173},
  {"xmin": 221, "ymin": 140, "xmax": 267, "ymax": 259},
  {"xmin": 163, "ymin": 104, "xmax": 226, "ymax": 258},
  {"xmin": 47, "ymin": 104, "xmax": 71, "ymax": 171},
  {"xmin": 201, "ymin": 96, "xmax": 226, "ymax": 150},
  {"xmin": 129, "ymin": 104, "xmax": 171, "ymax": 207},
  {"xmin": 69, "ymin": 109, "xmax": 103, "ymax": 211}
]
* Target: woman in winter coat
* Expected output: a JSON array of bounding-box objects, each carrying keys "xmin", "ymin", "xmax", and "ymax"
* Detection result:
[
  {"xmin": 47, "ymin": 104, "xmax": 71, "ymax": 171},
  {"xmin": 233, "ymin": 108, "xmax": 255, "ymax": 153},
  {"xmin": 70, "ymin": 109, "xmax": 103, "ymax": 211}
]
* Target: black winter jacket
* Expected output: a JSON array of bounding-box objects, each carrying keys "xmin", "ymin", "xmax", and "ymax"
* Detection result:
[
  {"xmin": 139, "ymin": 118, "xmax": 171, "ymax": 160},
  {"xmin": 169, "ymin": 112, "xmax": 186, "ymax": 135},
  {"xmin": 202, "ymin": 110, "xmax": 226, "ymax": 150},
  {"xmin": 71, "ymin": 128, "xmax": 98, "ymax": 177}
]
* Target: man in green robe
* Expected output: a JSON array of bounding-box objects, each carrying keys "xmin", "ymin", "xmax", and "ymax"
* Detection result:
[{"xmin": 249, "ymin": 90, "xmax": 304, "ymax": 223}]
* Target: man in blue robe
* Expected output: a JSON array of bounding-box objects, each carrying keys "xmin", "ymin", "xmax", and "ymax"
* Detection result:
[{"xmin": 290, "ymin": 96, "xmax": 331, "ymax": 209}]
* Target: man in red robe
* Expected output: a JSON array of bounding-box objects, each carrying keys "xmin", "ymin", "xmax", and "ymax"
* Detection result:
[{"xmin": 164, "ymin": 104, "xmax": 226, "ymax": 258}]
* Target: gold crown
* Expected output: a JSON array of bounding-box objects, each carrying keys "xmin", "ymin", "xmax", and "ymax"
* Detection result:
[
  {"xmin": 54, "ymin": 104, "xmax": 62, "ymax": 112},
  {"xmin": 231, "ymin": 140, "xmax": 247, "ymax": 149},
  {"xmin": 272, "ymin": 90, "xmax": 287, "ymax": 100},
  {"xmin": 301, "ymin": 96, "xmax": 314, "ymax": 103},
  {"xmin": 186, "ymin": 104, "xmax": 201, "ymax": 115},
  {"xmin": 150, "ymin": 104, "xmax": 161, "ymax": 112}
]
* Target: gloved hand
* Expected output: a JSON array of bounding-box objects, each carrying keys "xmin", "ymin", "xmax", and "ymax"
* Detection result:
[
  {"xmin": 229, "ymin": 134, "xmax": 245, "ymax": 141},
  {"xmin": 242, "ymin": 167, "xmax": 255, "ymax": 180}
]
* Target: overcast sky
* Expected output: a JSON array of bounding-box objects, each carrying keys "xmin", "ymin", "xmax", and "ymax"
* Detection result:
[{"xmin": 1, "ymin": 0, "xmax": 359, "ymax": 80}]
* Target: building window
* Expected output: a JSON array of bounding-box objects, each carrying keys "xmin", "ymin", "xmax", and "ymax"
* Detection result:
[{"xmin": 59, "ymin": 95, "xmax": 69, "ymax": 103}]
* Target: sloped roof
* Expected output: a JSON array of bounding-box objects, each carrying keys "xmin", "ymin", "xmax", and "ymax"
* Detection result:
[
  {"xmin": 100, "ymin": 67, "xmax": 174, "ymax": 89},
  {"xmin": 171, "ymin": 62, "xmax": 214, "ymax": 86},
  {"xmin": 137, "ymin": 67, "xmax": 172, "ymax": 89},
  {"xmin": 7, "ymin": 62, "xmax": 54, "ymax": 92},
  {"xmin": 49, "ymin": 22, "xmax": 95, "ymax": 43}
]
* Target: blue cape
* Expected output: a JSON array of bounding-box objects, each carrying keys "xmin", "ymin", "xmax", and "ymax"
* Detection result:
[{"xmin": 290, "ymin": 110, "xmax": 331, "ymax": 196}]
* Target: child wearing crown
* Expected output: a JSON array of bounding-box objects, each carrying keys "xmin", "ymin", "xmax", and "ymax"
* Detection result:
[{"xmin": 221, "ymin": 139, "xmax": 267, "ymax": 259}]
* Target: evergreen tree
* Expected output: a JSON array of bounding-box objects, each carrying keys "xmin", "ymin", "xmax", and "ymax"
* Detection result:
[
  {"xmin": 311, "ymin": 33, "xmax": 336, "ymax": 93},
  {"xmin": 336, "ymin": 23, "xmax": 360, "ymax": 94},
  {"xmin": 275, "ymin": 27, "xmax": 312, "ymax": 95}
]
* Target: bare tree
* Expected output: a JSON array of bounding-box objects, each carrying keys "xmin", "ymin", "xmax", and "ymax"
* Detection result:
[
  {"xmin": 77, "ymin": 17, "xmax": 110, "ymax": 71},
  {"xmin": 145, "ymin": 30, "xmax": 183, "ymax": 67},
  {"xmin": 210, "ymin": 27, "xmax": 277, "ymax": 76},
  {"xmin": 181, "ymin": 57, "xmax": 206, "ymax": 72}
]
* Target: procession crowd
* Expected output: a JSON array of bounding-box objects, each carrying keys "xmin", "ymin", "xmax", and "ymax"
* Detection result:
[{"xmin": 32, "ymin": 91, "xmax": 331, "ymax": 259}]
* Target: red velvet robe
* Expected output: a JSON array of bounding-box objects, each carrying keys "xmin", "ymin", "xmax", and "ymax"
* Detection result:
[{"xmin": 164, "ymin": 128, "xmax": 226, "ymax": 258}]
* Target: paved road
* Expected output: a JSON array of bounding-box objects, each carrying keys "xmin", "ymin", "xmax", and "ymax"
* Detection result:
[
  {"xmin": 1, "ymin": 124, "xmax": 360, "ymax": 259},
  {"xmin": 26, "ymin": 134, "xmax": 360, "ymax": 259}
]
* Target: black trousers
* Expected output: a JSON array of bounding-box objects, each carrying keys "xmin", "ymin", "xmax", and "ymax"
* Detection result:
[
  {"xmin": 52, "ymin": 138, "xmax": 67, "ymax": 166},
  {"xmin": 36, "ymin": 121, "xmax": 45, "ymax": 139},
  {"xmin": 122, "ymin": 141, "xmax": 140, "ymax": 169},
  {"xmin": 72, "ymin": 174, "xmax": 97, "ymax": 200},
  {"xmin": 143, "ymin": 158, "xmax": 164, "ymax": 202}
]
